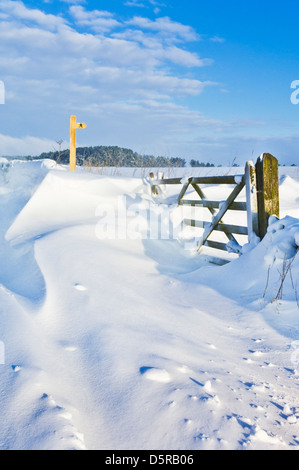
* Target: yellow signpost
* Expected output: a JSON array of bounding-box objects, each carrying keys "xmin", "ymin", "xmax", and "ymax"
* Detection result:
[{"xmin": 70, "ymin": 115, "xmax": 87, "ymax": 172}]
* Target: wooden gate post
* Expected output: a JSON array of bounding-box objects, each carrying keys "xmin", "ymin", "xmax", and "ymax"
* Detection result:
[
  {"xmin": 255, "ymin": 153, "xmax": 279, "ymax": 239},
  {"xmin": 149, "ymin": 172, "xmax": 157, "ymax": 195},
  {"xmin": 245, "ymin": 161, "xmax": 259, "ymax": 241}
]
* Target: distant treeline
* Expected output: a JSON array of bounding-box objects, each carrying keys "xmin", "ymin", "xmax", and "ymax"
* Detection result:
[
  {"xmin": 36, "ymin": 146, "xmax": 188, "ymax": 168},
  {"xmin": 19, "ymin": 146, "xmax": 223, "ymax": 168},
  {"xmin": 190, "ymin": 159, "xmax": 217, "ymax": 167},
  {"xmin": 5, "ymin": 146, "xmax": 297, "ymax": 167}
]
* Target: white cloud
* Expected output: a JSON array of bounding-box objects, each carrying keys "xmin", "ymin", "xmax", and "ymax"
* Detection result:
[
  {"xmin": 210, "ymin": 36, "xmax": 225, "ymax": 43},
  {"xmin": 0, "ymin": 134, "xmax": 57, "ymax": 156},
  {"xmin": 126, "ymin": 16, "xmax": 200, "ymax": 42},
  {"xmin": 83, "ymin": 66, "xmax": 213, "ymax": 99},
  {"xmin": 0, "ymin": 1, "xmax": 228, "ymax": 158},
  {"xmin": 124, "ymin": 0, "xmax": 165, "ymax": 13},
  {"xmin": 0, "ymin": 0, "xmax": 65, "ymax": 29},
  {"xmin": 60, "ymin": 0, "xmax": 86, "ymax": 3},
  {"xmin": 124, "ymin": 1, "xmax": 147, "ymax": 8},
  {"xmin": 162, "ymin": 46, "xmax": 210, "ymax": 67},
  {"xmin": 0, "ymin": 3, "xmax": 209, "ymax": 82},
  {"xmin": 70, "ymin": 5, "xmax": 120, "ymax": 33}
]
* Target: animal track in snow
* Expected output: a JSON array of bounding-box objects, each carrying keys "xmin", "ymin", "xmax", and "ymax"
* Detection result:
[
  {"xmin": 189, "ymin": 395, "xmax": 199, "ymax": 401},
  {"xmin": 184, "ymin": 419, "xmax": 192, "ymax": 425},
  {"xmin": 32, "ymin": 393, "xmax": 87, "ymax": 450},
  {"xmin": 73, "ymin": 283, "xmax": 87, "ymax": 292},
  {"xmin": 205, "ymin": 394, "xmax": 221, "ymax": 406},
  {"xmin": 243, "ymin": 357, "xmax": 254, "ymax": 363},
  {"xmin": 140, "ymin": 366, "xmax": 171, "ymax": 383},
  {"xmin": 177, "ymin": 365, "xmax": 192, "ymax": 374},
  {"xmin": 248, "ymin": 350, "xmax": 264, "ymax": 357},
  {"xmin": 242, "ymin": 381, "xmax": 269, "ymax": 394},
  {"xmin": 168, "ymin": 400, "xmax": 176, "ymax": 408}
]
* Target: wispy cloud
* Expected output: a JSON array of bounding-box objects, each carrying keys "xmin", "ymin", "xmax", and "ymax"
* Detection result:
[
  {"xmin": 210, "ymin": 36, "xmax": 225, "ymax": 43},
  {"xmin": 70, "ymin": 5, "xmax": 120, "ymax": 33},
  {"xmin": 0, "ymin": 133, "xmax": 57, "ymax": 156},
  {"xmin": 0, "ymin": 0, "xmax": 65, "ymax": 29},
  {"xmin": 125, "ymin": 0, "xmax": 146, "ymax": 7},
  {"xmin": 0, "ymin": 1, "xmax": 227, "ymax": 158},
  {"xmin": 126, "ymin": 16, "xmax": 200, "ymax": 42},
  {"xmin": 0, "ymin": 2, "xmax": 212, "ymax": 103},
  {"xmin": 125, "ymin": 0, "xmax": 165, "ymax": 8},
  {"xmin": 59, "ymin": 0, "xmax": 86, "ymax": 4}
]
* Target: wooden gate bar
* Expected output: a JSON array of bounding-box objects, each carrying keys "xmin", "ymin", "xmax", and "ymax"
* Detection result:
[
  {"xmin": 190, "ymin": 182, "xmax": 241, "ymax": 250},
  {"xmin": 178, "ymin": 182, "xmax": 190, "ymax": 203},
  {"xmin": 185, "ymin": 219, "xmax": 248, "ymax": 235},
  {"xmin": 153, "ymin": 175, "xmax": 244, "ymax": 186},
  {"xmin": 149, "ymin": 154, "xmax": 279, "ymax": 258},
  {"xmin": 195, "ymin": 179, "xmax": 245, "ymax": 252},
  {"xmin": 179, "ymin": 199, "xmax": 247, "ymax": 211},
  {"xmin": 190, "ymin": 175, "xmax": 242, "ymax": 185},
  {"xmin": 203, "ymin": 240, "xmax": 228, "ymax": 252}
]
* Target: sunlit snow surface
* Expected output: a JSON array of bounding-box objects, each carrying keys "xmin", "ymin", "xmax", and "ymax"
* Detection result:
[{"xmin": 0, "ymin": 160, "xmax": 298, "ymax": 450}]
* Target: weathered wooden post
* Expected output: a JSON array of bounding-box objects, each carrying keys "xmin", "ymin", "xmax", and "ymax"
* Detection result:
[
  {"xmin": 70, "ymin": 115, "xmax": 87, "ymax": 172},
  {"xmin": 149, "ymin": 172, "xmax": 157, "ymax": 195},
  {"xmin": 255, "ymin": 153, "xmax": 279, "ymax": 239},
  {"xmin": 245, "ymin": 161, "xmax": 259, "ymax": 241}
]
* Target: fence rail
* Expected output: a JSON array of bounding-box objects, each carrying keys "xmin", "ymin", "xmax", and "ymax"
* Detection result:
[{"xmin": 150, "ymin": 153, "xmax": 279, "ymax": 259}]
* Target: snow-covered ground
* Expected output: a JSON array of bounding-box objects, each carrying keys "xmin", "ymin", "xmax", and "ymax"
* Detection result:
[{"xmin": 0, "ymin": 159, "xmax": 298, "ymax": 450}]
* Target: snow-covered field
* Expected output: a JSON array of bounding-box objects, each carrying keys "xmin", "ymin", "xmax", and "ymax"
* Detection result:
[{"xmin": 0, "ymin": 159, "xmax": 298, "ymax": 450}]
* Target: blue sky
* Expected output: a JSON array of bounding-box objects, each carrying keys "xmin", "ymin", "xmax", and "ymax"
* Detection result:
[{"xmin": 0, "ymin": 0, "xmax": 299, "ymax": 164}]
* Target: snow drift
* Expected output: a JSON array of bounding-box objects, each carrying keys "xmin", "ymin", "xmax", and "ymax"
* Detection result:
[{"xmin": 0, "ymin": 160, "xmax": 298, "ymax": 450}]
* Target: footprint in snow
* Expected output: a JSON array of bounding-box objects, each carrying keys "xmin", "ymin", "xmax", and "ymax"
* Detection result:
[
  {"xmin": 243, "ymin": 357, "xmax": 254, "ymax": 363},
  {"xmin": 140, "ymin": 366, "xmax": 171, "ymax": 383},
  {"xmin": 168, "ymin": 400, "xmax": 176, "ymax": 407},
  {"xmin": 37, "ymin": 393, "xmax": 87, "ymax": 450},
  {"xmin": 73, "ymin": 283, "xmax": 87, "ymax": 292},
  {"xmin": 248, "ymin": 350, "xmax": 264, "ymax": 357},
  {"xmin": 184, "ymin": 419, "xmax": 192, "ymax": 425},
  {"xmin": 177, "ymin": 365, "xmax": 193, "ymax": 374},
  {"xmin": 189, "ymin": 395, "xmax": 199, "ymax": 401}
]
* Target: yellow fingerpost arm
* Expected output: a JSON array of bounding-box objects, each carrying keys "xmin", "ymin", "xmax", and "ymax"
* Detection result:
[{"xmin": 70, "ymin": 115, "xmax": 87, "ymax": 172}]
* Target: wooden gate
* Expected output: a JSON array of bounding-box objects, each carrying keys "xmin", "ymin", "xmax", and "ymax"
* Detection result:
[{"xmin": 150, "ymin": 154, "xmax": 279, "ymax": 257}]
